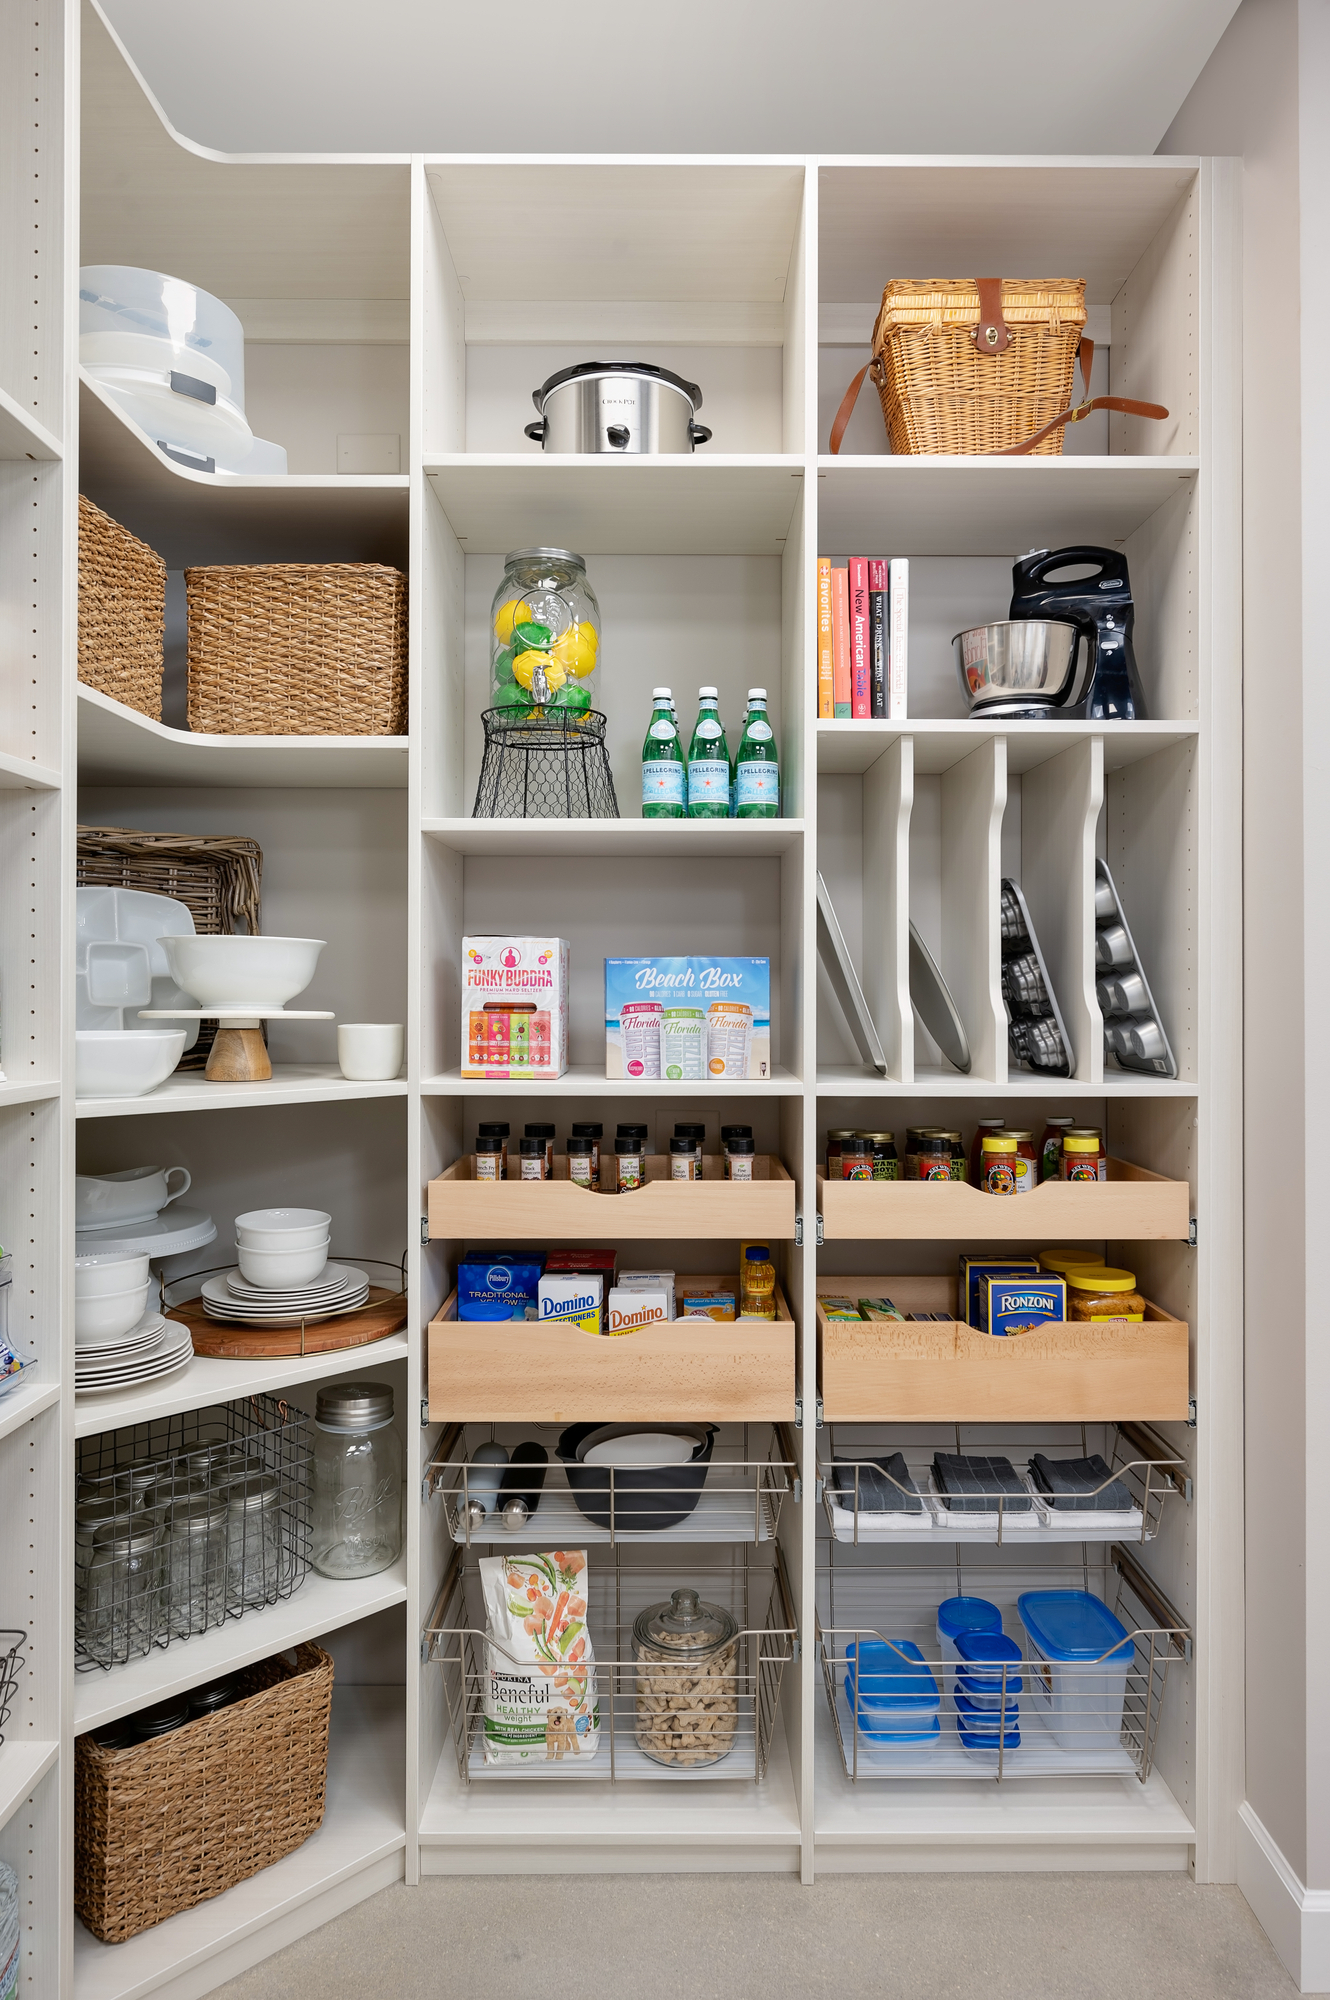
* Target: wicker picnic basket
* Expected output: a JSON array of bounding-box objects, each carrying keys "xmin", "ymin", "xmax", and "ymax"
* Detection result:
[
  {"xmin": 77, "ymin": 494, "xmax": 166, "ymax": 718},
  {"xmin": 76, "ymin": 827, "xmax": 263, "ymax": 1071},
  {"xmin": 74, "ymin": 1644, "xmax": 334, "ymax": 1944},
  {"xmin": 185, "ymin": 563, "xmax": 408, "ymax": 736}
]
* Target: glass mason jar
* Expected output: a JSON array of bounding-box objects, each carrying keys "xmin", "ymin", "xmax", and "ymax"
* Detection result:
[
  {"xmin": 312, "ymin": 1383, "xmax": 403, "ymax": 1579},
  {"xmin": 86, "ymin": 1517, "xmax": 165, "ymax": 1666},
  {"xmin": 166, "ymin": 1490, "xmax": 230, "ymax": 1637},
  {"xmin": 225, "ymin": 1472, "xmax": 285, "ymax": 1610},
  {"xmin": 74, "ymin": 1495, "xmax": 121, "ymax": 1651},
  {"xmin": 489, "ymin": 548, "xmax": 601, "ymax": 717},
  {"xmin": 633, "ymin": 1586, "xmax": 740, "ymax": 1768}
]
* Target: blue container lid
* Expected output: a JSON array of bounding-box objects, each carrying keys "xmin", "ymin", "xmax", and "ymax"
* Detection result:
[
  {"xmin": 955, "ymin": 1630, "xmax": 1022, "ymax": 1668},
  {"xmin": 845, "ymin": 1639, "xmax": 940, "ymax": 1713},
  {"xmin": 957, "ymin": 1713, "xmax": 1021, "ymax": 1750},
  {"xmin": 936, "ymin": 1595, "xmax": 1002, "ymax": 1642},
  {"xmin": 956, "ymin": 1667, "xmax": 1024, "ymax": 1701},
  {"xmin": 1017, "ymin": 1590, "xmax": 1133, "ymax": 1664},
  {"xmin": 955, "ymin": 1690, "xmax": 1019, "ymax": 1725}
]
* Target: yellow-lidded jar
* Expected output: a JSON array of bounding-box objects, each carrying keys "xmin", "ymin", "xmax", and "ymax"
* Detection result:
[
  {"xmin": 1065, "ymin": 1266, "xmax": 1146, "ymax": 1321},
  {"xmin": 1038, "ymin": 1248, "xmax": 1105, "ymax": 1274},
  {"xmin": 980, "ymin": 1133, "xmax": 1019, "ymax": 1196},
  {"xmin": 1059, "ymin": 1128, "xmax": 1105, "ymax": 1181}
]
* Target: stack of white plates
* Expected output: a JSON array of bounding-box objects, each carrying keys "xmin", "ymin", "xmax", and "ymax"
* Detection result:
[
  {"xmin": 201, "ymin": 1263, "xmax": 370, "ymax": 1327},
  {"xmin": 75, "ymin": 1311, "xmax": 194, "ymax": 1393}
]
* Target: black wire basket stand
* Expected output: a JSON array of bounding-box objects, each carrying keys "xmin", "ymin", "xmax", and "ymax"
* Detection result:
[{"xmin": 472, "ymin": 708, "xmax": 619, "ymax": 820}]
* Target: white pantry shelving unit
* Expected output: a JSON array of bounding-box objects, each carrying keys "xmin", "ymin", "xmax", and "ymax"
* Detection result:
[{"xmin": 0, "ymin": 2, "xmax": 1240, "ymax": 1989}]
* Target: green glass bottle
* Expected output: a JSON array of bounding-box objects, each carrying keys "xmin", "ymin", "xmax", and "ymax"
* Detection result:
[
  {"xmin": 687, "ymin": 686, "xmax": 730, "ymax": 819},
  {"xmin": 641, "ymin": 687, "xmax": 684, "ymax": 817},
  {"xmin": 734, "ymin": 686, "xmax": 780, "ymax": 817}
]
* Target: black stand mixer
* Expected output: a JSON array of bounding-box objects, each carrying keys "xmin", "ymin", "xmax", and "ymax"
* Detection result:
[{"xmin": 1008, "ymin": 545, "xmax": 1147, "ymax": 721}]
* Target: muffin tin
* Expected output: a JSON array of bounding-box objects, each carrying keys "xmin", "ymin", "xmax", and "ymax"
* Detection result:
[
  {"xmin": 1094, "ymin": 860, "xmax": 1177, "ymax": 1077},
  {"xmin": 999, "ymin": 879, "xmax": 1073, "ymax": 1077}
]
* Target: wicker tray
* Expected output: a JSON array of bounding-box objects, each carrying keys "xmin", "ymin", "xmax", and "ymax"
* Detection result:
[
  {"xmin": 186, "ymin": 563, "xmax": 407, "ymax": 736},
  {"xmin": 77, "ymin": 495, "xmax": 166, "ymax": 719},
  {"xmin": 74, "ymin": 1643, "xmax": 333, "ymax": 1944},
  {"xmin": 76, "ymin": 827, "xmax": 263, "ymax": 1071}
]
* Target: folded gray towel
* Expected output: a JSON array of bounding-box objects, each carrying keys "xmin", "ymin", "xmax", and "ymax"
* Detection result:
[
  {"xmin": 932, "ymin": 1452, "xmax": 1031, "ymax": 1514},
  {"xmin": 1029, "ymin": 1452, "xmax": 1134, "ymax": 1512},
  {"xmin": 833, "ymin": 1451, "xmax": 923, "ymax": 1515}
]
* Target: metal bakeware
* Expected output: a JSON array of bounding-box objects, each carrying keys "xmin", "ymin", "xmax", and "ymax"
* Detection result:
[
  {"xmin": 999, "ymin": 878, "xmax": 1073, "ymax": 1077},
  {"xmin": 1094, "ymin": 859, "xmax": 1177, "ymax": 1077}
]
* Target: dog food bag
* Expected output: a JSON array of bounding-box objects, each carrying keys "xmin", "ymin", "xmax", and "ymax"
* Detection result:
[{"xmin": 480, "ymin": 1551, "xmax": 600, "ymax": 1765}]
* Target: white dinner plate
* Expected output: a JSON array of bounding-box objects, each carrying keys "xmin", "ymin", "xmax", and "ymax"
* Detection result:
[
  {"xmin": 74, "ymin": 1310, "xmax": 167, "ymax": 1355},
  {"xmin": 225, "ymin": 1261, "xmax": 364, "ymax": 1303},
  {"xmin": 76, "ymin": 1329, "xmax": 194, "ymax": 1388},
  {"xmin": 202, "ymin": 1294, "xmax": 369, "ymax": 1327}
]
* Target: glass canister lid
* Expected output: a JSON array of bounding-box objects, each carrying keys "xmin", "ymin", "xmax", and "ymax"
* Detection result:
[
  {"xmin": 315, "ymin": 1382, "xmax": 394, "ymax": 1429},
  {"xmin": 633, "ymin": 1586, "xmax": 737, "ymax": 1656},
  {"xmin": 504, "ymin": 547, "xmax": 586, "ymax": 572},
  {"xmin": 226, "ymin": 1471, "xmax": 281, "ymax": 1513}
]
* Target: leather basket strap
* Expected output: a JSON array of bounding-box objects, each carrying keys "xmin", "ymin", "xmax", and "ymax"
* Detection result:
[{"xmin": 829, "ymin": 363, "xmax": 871, "ymax": 456}]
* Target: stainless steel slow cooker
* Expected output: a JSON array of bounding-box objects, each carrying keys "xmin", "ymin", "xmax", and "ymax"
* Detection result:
[{"xmin": 524, "ymin": 362, "xmax": 712, "ymax": 454}]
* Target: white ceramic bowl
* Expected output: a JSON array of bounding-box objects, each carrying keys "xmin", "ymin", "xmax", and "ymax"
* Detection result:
[
  {"xmin": 233, "ymin": 1208, "xmax": 331, "ymax": 1251},
  {"xmin": 75, "ymin": 1281, "xmax": 152, "ymax": 1342},
  {"xmin": 235, "ymin": 1240, "xmax": 330, "ymax": 1289},
  {"xmin": 157, "ymin": 935, "xmax": 325, "ymax": 1011},
  {"xmin": 75, "ymin": 1030, "xmax": 186, "ymax": 1100},
  {"xmin": 75, "ymin": 1251, "xmax": 151, "ymax": 1296}
]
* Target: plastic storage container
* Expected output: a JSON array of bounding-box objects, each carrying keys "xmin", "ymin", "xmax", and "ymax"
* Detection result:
[
  {"xmin": 936, "ymin": 1595, "xmax": 1002, "ymax": 1664},
  {"xmin": 954, "ymin": 1630, "xmax": 1024, "ymax": 1710},
  {"xmin": 1016, "ymin": 1589, "xmax": 1134, "ymax": 1751},
  {"xmin": 78, "ymin": 266, "xmax": 288, "ymax": 475},
  {"xmin": 845, "ymin": 1639, "xmax": 940, "ymax": 1743}
]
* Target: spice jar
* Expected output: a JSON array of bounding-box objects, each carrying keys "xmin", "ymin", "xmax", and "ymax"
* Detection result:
[
  {"xmin": 312, "ymin": 1383, "xmax": 403, "ymax": 1578},
  {"xmin": 489, "ymin": 547, "xmax": 601, "ymax": 715},
  {"xmin": 856, "ymin": 1131, "xmax": 899, "ymax": 1180},
  {"xmin": 474, "ymin": 1135, "xmax": 504, "ymax": 1181},
  {"xmin": 525, "ymin": 1122, "xmax": 555, "ymax": 1172},
  {"xmin": 825, "ymin": 1129, "xmax": 856, "ymax": 1181},
  {"xmin": 166, "ymin": 1490, "xmax": 229, "ymax": 1637},
  {"xmin": 674, "ymin": 1122, "xmax": 705, "ymax": 1169},
  {"xmin": 1060, "ymin": 1129, "xmax": 1107, "ymax": 1181},
  {"xmin": 613, "ymin": 1135, "xmax": 644, "ymax": 1191},
  {"xmin": 980, "ymin": 1133, "xmax": 1019, "ymax": 1194},
  {"xmin": 518, "ymin": 1135, "xmax": 549, "ymax": 1181},
  {"xmin": 726, "ymin": 1135, "xmax": 756, "ymax": 1181},
  {"xmin": 86, "ymin": 1517, "xmax": 165, "ymax": 1666},
  {"xmin": 226, "ymin": 1472, "xmax": 286, "ymax": 1608},
  {"xmin": 632, "ymin": 1586, "xmax": 740, "ymax": 1767},
  {"xmin": 968, "ymin": 1118, "xmax": 1006, "ymax": 1184},
  {"xmin": 478, "ymin": 1120, "xmax": 510, "ymax": 1177},
  {"xmin": 1038, "ymin": 1116, "xmax": 1074, "ymax": 1182},
  {"xmin": 917, "ymin": 1134, "xmax": 954, "ymax": 1181},
  {"xmin": 721, "ymin": 1123, "xmax": 752, "ymax": 1152},
  {"xmin": 567, "ymin": 1136, "xmax": 596, "ymax": 1187},
  {"xmin": 570, "ymin": 1121, "xmax": 602, "ymax": 1181},
  {"xmin": 996, "ymin": 1128, "xmax": 1037, "ymax": 1193},
  {"xmin": 739, "ymin": 1244, "xmax": 776, "ymax": 1319},
  {"xmin": 1065, "ymin": 1267, "xmax": 1146, "ymax": 1321},
  {"xmin": 670, "ymin": 1136, "xmax": 698, "ymax": 1181}
]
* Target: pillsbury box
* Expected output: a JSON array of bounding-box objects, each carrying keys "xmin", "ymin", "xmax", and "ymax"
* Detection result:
[{"xmin": 458, "ymin": 1252, "xmax": 542, "ymax": 1321}]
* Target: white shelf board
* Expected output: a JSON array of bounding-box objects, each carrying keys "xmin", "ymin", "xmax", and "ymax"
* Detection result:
[
  {"xmin": 424, "ymin": 1065, "xmax": 804, "ymax": 1099},
  {"xmin": 0, "ymin": 385, "xmax": 61, "ymax": 462},
  {"xmin": 815, "ymin": 457, "xmax": 1199, "ymax": 557},
  {"xmin": 816, "ymin": 720, "xmax": 1199, "ymax": 778},
  {"xmin": 0, "ymin": 1377, "xmax": 61, "ymax": 1444},
  {"xmin": 73, "ymin": 1558, "xmax": 408, "ymax": 1735},
  {"xmin": 425, "ymin": 455, "xmax": 804, "ymax": 556},
  {"xmin": 0, "ymin": 1078, "xmax": 60, "ymax": 1110},
  {"xmin": 816, "ymin": 1066, "xmax": 1197, "ymax": 1099},
  {"xmin": 423, "ymin": 816, "xmax": 803, "ymax": 857},
  {"xmin": 72, "ymin": 1687, "xmax": 405, "ymax": 2000},
  {"xmin": 74, "ymin": 1335, "xmax": 410, "ymax": 1439},
  {"xmin": 78, "ymin": 686, "xmax": 409, "ymax": 790},
  {"xmin": 78, "ymin": 376, "xmax": 410, "ymax": 568},
  {"xmin": 74, "ymin": 1065, "xmax": 408, "ymax": 1120},
  {"xmin": 0, "ymin": 749, "xmax": 61, "ymax": 790},
  {"xmin": 420, "ymin": 1710, "xmax": 799, "ymax": 1855},
  {"xmin": 0, "ymin": 1740, "xmax": 59, "ymax": 1832}
]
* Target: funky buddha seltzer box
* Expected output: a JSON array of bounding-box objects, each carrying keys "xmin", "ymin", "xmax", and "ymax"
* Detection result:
[
  {"xmin": 604, "ymin": 957, "xmax": 771, "ymax": 1080},
  {"xmin": 462, "ymin": 937, "xmax": 569, "ymax": 1078}
]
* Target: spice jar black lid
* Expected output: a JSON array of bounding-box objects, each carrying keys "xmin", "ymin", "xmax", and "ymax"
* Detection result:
[
  {"xmin": 674, "ymin": 1123, "xmax": 705, "ymax": 1139},
  {"xmin": 476, "ymin": 1134, "xmax": 503, "ymax": 1151},
  {"xmin": 669, "ymin": 1135, "xmax": 695, "ymax": 1152},
  {"xmin": 566, "ymin": 1136, "xmax": 594, "ymax": 1153},
  {"xmin": 721, "ymin": 1124, "xmax": 753, "ymax": 1141},
  {"xmin": 614, "ymin": 1135, "xmax": 642, "ymax": 1153},
  {"xmin": 519, "ymin": 1136, "xmax": 545, "ymax": 1153},
  {"xmin": 478, "ymin": 1121, "xmax": 510, "ymax": 1138},
  {"xmin": 616, "ymin": 1123, "xmax": 648, "ymax": 1139},
  {"xmin": 727, "ymin": 1136, "xmax": 756, "ymax": 1154},
  {"xmin": 570, "ymin": 1122, "xmax": 603, "ymax": 1138},
  {"xmin": 524, "ymin": 1122, "xmax": 556, "ymax": 1139}
]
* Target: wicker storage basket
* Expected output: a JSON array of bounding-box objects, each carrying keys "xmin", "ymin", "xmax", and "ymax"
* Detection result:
[
  {"xmin": 77, "ymin": 495, "xmax": 166, "ymax": 719},
  {"xmin": 74, "ymin": 1644, "xmax": 333, "ymax": 1944},
  {"xmin": 870, "ymin": 278, "xmax": 1087, "ymax": 456},
  {"xmin": 76, "ymin": 827, "xmax": 263, "ymax": 1072},
  {"xmin": 185, "ymin": 563, "xmax": 408, "ymax": 736}
]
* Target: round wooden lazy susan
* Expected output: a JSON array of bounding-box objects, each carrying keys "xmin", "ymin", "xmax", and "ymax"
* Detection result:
[{"xmin": 168, "ymin": 1286, "xmax": 407, "ymax": 1358}]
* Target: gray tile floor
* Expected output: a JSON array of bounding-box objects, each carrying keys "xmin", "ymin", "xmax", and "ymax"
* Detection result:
[{"xmin": 212, "ymin": 1873, "xmax": 1304, "ymax": 2000}]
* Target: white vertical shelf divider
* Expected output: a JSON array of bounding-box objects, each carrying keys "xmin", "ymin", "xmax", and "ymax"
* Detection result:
[
  {"xmin": 941, "ymin": 735, "xmax": 1007, "ymax": 1084},
  {"xmin": 1021, "ymin": 734, "xmax": 1105, "ymax": 1085},
  {"xmin": 862, "ymin": 736, "xmax": 914, "ymax": 1083}
]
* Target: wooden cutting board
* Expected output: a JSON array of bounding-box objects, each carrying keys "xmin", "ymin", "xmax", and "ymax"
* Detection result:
[{"xmin": 169, "ymin": 1287, "xmax": 408, "ymax": 1358}]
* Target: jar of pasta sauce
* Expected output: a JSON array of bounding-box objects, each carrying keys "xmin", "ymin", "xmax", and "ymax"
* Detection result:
[
  {"xmin": 857, "ymin": 1131, "xmax": 899, "ymax": 1180},
  {"xmin": 826, "ymin": 1129, "xmax": 856, "ymax": 1181},
  {"xmin": 840, "ymin": 1137, "xmax": 872, "ymax": 1180},
  {"xmin": 980, "ymin": 1133, "xmax": 1019, "ymax": 1194},
  {"xmin": 1037, "ymin": 1116, "xmax": 1074, "ymax": 1182},
  {"xmin": 969, "ymin": 1118, "xmax": 1006, "ymax": 1185},
  {"xmin": 997, "ymin": 1128, "xmax": 1038, "ymax": 1193},
  {"xmin": 917, "ymin": 1134, "xmax": 953, "ymax": 1181},
  {"xmin": 1060, "ymin": 1128, "xmax": 1107, "ymax": 1181}
]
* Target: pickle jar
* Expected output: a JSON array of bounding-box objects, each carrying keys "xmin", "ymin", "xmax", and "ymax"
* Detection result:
[{"xmin": 490, "ymin": 548, "xmax": 601, "ymax": 715}]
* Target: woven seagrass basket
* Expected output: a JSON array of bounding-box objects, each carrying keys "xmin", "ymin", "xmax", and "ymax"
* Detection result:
[
  {"xmin": 76, "ymin": 826, "xmax": 263, "ymax": 1071},
  {"xmin": 870, "ymin": 278, "xmax": 1087, "ymax": 456},
  {"xmin": 74, "ymin": 1644, "xmax": 333, "ymax": 1944},
  {"xmin": 185, "ymin": 563, "xmax": 408, "ymax": 736},
  {"xmin": 77, "ymin": 495, "xmax": 166, "ymax": 719}
]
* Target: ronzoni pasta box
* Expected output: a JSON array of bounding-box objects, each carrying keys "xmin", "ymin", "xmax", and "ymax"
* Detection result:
[
  {"xmin": 462, "ymin": 936, "xmax": 569, "ymax": 1079},
  {"xmin": 604, "ymin": 957, "xmax": 771, "ymax": 1080}
]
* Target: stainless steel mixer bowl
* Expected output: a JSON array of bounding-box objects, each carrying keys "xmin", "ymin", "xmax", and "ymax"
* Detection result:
[{"xmin": 952, "ymin": 619, "xmax": 1079, "ymax": 713}]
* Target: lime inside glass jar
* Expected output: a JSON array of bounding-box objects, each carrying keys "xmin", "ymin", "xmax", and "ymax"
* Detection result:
[{"xmin": 490, "ymin": 548, "xmax": 600, "ymax": 714}]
